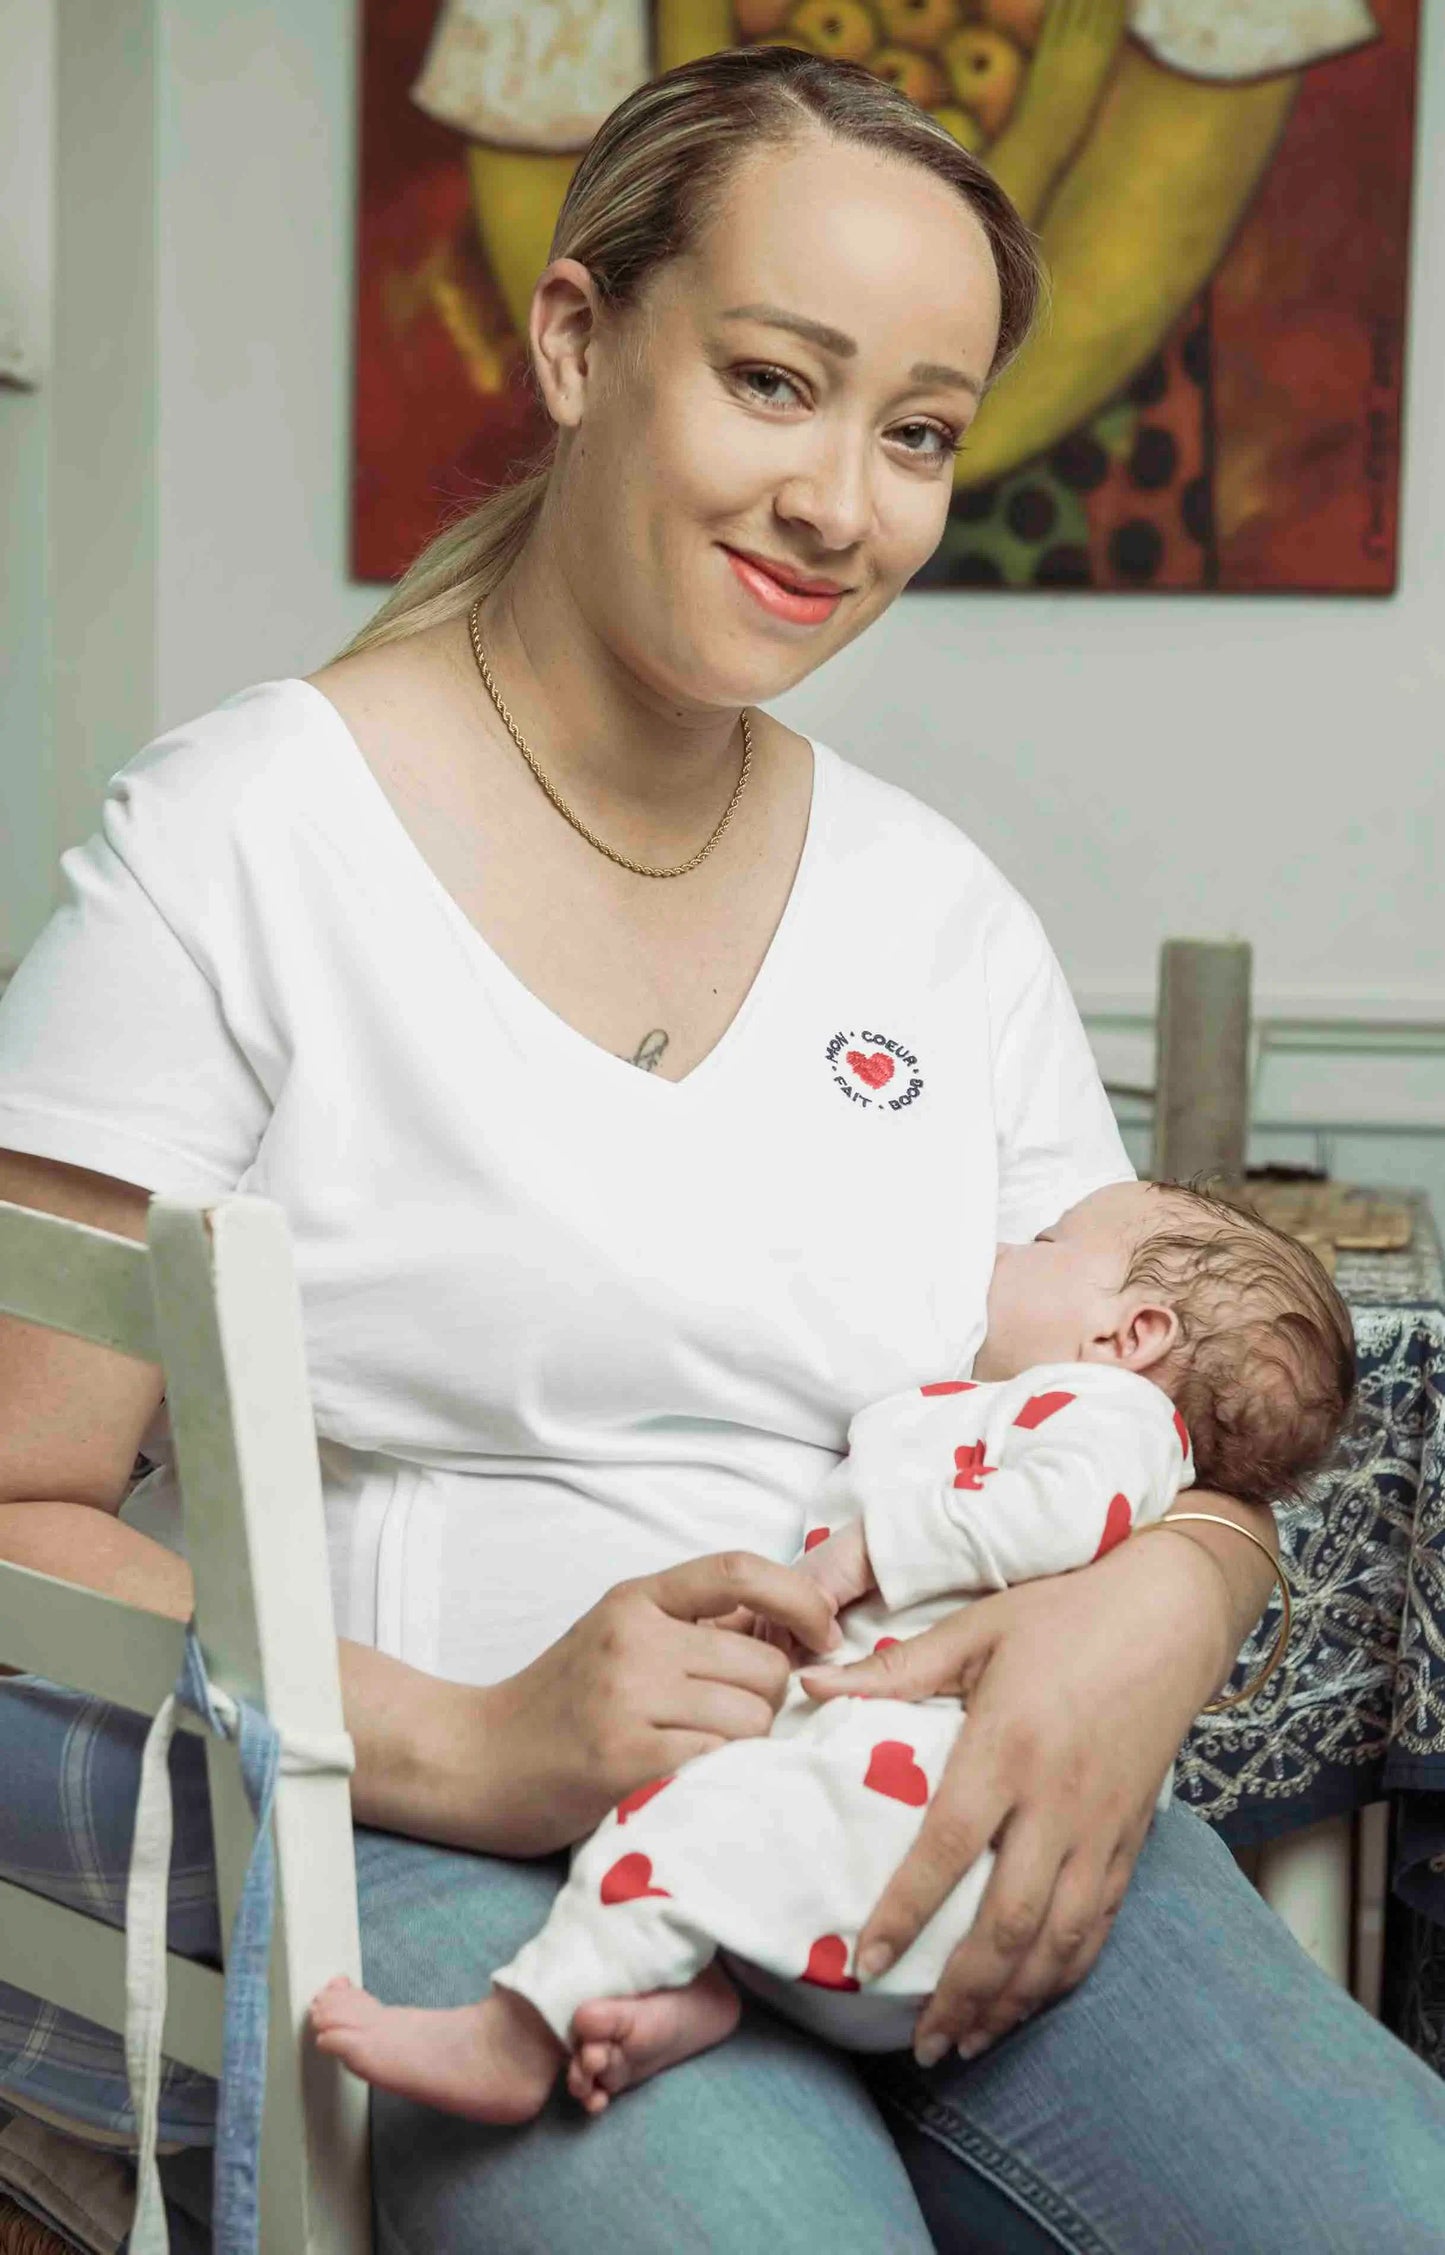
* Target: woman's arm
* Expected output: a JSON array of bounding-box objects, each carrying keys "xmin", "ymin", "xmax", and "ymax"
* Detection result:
[
  {"xmin": 1, "ymin": 1151, "xmax": 842, "ymax": 1858},
  {"xmin": 800, "ymin": 1487, "xmax": 1275, "ymax": 2064},
  {"xmin": 1, "ymin": 1493, "xmax": 843, "ymax": 1856},
  {"xmin": 0, "ymin": 1494, "xmax": 503, "ymax": 1843}
]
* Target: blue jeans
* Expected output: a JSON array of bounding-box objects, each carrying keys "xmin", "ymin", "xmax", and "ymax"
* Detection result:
[{"xmin": 3, "ymin": 1679, "xmax": 1444, "ymax": 2252}]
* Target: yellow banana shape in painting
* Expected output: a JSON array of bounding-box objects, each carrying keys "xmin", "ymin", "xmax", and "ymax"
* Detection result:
[{"xmin": 958, "ymin": 46, "xmax": 1299, "ymax": 488}]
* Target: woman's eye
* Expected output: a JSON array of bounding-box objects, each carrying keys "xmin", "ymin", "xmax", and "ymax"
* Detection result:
[
  {"xmin": 893, "ymin": 420, "xmax": 962, "ymax": 462},
  {"xmin": 737, "ymin": 365, "xmax": 805, "ymax": 409}
]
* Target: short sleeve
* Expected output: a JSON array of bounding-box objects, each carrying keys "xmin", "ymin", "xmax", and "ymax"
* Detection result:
[
  {"xmin": 988, "ymin": 904, "xmax": 1132, "ymax": 1242},
  {"xmin": 0, "ymin": 830, "xmax": 271, "ymax": 1197}
]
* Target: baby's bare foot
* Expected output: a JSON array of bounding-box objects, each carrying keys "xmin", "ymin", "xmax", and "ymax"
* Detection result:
[
  {"xmin": 566, "ymin": 1963, "xmax": 741, "ymax": 2116},
  {"xmin": 310, "ymin": 1975, "xmax": 563, "ymax": 2123}
]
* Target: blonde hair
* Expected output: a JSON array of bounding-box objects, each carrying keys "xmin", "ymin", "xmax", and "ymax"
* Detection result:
[{"xmin": 346, "ymin": 44, "xmax": 1043, "ymax": 658}]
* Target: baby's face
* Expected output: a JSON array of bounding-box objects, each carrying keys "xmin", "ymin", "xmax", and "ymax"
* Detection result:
[{"xmin": 976, "ymin": 1182, "xmax": 1160, "ymax": 1383}]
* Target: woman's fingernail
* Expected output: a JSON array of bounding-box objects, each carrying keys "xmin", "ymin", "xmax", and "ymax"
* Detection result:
[
  {"xmin": 914, "ymin": 2033, "xmax": 948, "ymax": 2069},
  {"xmin": 858, "ymin": 1942, "xmax": 894, "ymax": 1980},
  {"xmin": 956, "ymin": 2031, "xmax": 991, "ymax": 2060}
]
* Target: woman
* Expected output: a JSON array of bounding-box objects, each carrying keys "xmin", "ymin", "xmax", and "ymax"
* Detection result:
[{"xmin": 0, "ymin": 46, "xmax": 1441, "ymax": 2254}]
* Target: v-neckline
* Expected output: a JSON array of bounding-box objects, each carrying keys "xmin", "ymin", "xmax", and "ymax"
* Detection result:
[{"xmin": 287, "ymin": 676, "xmax": 829, "ymax": 1096}]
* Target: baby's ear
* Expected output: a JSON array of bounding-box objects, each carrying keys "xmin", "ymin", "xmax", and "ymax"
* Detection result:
[
  {"xmin": 1117, "ymin": 1297, "xmax": 1180, "ymax": 1375},
  {"xmin": 1085, "ymin": 1295, "xmax": 1179, "ymax": 1371}
]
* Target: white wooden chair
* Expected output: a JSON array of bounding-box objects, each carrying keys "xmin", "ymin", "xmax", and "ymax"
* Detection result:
[{"xmin": 0, "ymin": 1195, "xmax": 371, "ymax": 2253}]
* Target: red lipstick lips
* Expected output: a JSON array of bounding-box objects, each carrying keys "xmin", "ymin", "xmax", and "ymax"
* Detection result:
[{"xmin": 721, "ymin": 545, "xmax": 848, "ymax": 626}]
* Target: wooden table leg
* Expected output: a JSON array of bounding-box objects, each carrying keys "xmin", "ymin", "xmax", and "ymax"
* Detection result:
[
  {"xmin": 1351, "ymin": 1802, "xmax": 1390, "ymax": 2018},
  {"xmin": 1255, "ymin": 1814, "xmax": 1353, "ymax": 1984}
]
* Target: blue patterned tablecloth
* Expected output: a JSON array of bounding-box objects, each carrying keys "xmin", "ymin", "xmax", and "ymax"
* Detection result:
[{"xmin": 1176, "ymin": 1191, "xmax": 1445, "ymax": 2071}]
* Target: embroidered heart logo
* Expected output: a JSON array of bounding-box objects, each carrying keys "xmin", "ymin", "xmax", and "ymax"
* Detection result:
[
  {"xmin": 615, "ymin": 1776, "xmax": 674, "ymax": 1826},
  {"xmin": 1092, "ymin": 1492, "xmax": 1133, "ymax": 1560},
  {"xmin": 599, "ymin": 1852, "xmax": 671, "ymax": 1906},
  {"xmin": 803, "ymin": 1526, "xmax": 831, "ymax": 1553},
  {"xmin": 1173, "ymin": 1410, "xmax": 1191, "ymax": 1455},
  {"xmin": 953, "ymin": 1441, "xmax": 996, "ymax": 1492},
  {"xmin": 801, "ymin": 1934, "xmax": 860, "ymax": 1990},
  {"xmin": 921, "ymin": 1380, "xmax": 977, "ymax": 1397},
  {"xmin": 864, "ymin": 1739, "xmax": 929, "ymax": 1807},
  {"xmin": 1014, "ymin": 1390, "xmax": 1075, "ymax": 1430},
  {"xmin": 846, "ymin": 1049, "xmax": 894, "ymax": 1091},
  {"xmin": 873, "ymin": 1636, "xmax": 900, "ymax": 1653}
]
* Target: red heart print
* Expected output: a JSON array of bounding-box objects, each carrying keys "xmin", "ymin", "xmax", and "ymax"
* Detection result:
[
  {"xmin": 803, "ymin": 1526, "xmax": 831, "ymax": 1553},
  {"xmin": 615, "ymin": 1775, "xmax": 674, "ymax": 1826},
  {"xmin": 1092, "ymin": 1493, "xmax": 1133, "ymax": 1560},
  {"xmin": 1173, "ymin": 1410, "xmax": 1191, "ymax": 1455},
  {"xmin": 1014, "ymin": 1390, "xmax": 1075, "ymax": 1430},
  {"xmin": 864, "ymin": 1739, "xmax": 929, "ymax": 1807},
  {"xmin": 873, "ymin": 1636, "xmax": 900, "ymax": 1652},
  {"xmin": 921, "ymin": 1379, "xmax": 977, "ymax": 1397},
  {"xmin": 599, "ymin": 1852, "xmax": 672, "ymax": 1906},
  {"xmin": 846, "ymin": 1049, "xmax": 895, "ymax": 1091},
  {"xmin": 801, "ymin": 1934, "xmax": 860, "ymax": 1990},
  {"xmin": 953, "ymin": 1441, "xmax": 995, "ymax": 1492}
]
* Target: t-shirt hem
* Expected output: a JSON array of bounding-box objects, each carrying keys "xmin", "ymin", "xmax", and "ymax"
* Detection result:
[{"xmin": 0, "ymin": 1100, "xmax": 238, "ymax": 1200}]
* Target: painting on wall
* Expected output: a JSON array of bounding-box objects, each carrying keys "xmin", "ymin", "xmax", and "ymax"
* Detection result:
[{"xmin": 352, "ymin": 0, "xmax": 1420, "ymax": 593}]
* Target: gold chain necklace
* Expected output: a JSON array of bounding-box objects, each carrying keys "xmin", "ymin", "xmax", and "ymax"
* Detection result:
[{"xmin": 467, "ymin": 599, "xmax": 753, "ymax": 880}]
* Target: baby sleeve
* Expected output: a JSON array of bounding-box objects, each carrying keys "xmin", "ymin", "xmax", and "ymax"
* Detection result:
[
  {"xmin": 855, "ymin": 1369, "xmax": 1193, "ymax": 1613},
  {"xmin": 0, "ymin": 781, "xmax": 272, "ymax": 1199},
  {"xmin": 987, "ymin": 899, "xmax": 1133, "ymax": 1244}
]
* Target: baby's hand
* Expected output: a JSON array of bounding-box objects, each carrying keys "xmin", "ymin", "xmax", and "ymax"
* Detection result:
[
  {"xmin": 798, "ymin": 1519, "xmax": 877, "ymax": 1618},
  {"xmin": 752, "ymin": 1522, "xmax": 878, "ymax": 1665}
]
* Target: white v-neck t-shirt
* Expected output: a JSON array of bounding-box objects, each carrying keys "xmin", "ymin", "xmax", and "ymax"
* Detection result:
[{"xmin": 0, "ymin": 681, "xmax": 1131, "ymax": 1687}]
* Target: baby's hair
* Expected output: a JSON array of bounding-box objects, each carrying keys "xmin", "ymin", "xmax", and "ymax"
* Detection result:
[{"xmin": 1126, "ymin": 1181, "xmax": 1356, "ymax": 1508}]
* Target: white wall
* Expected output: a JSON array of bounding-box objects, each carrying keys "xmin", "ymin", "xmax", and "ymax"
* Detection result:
[
  {"xmin": 0, "ymin": 0, "xmax": 56, "ymax": 965},
  {"xmin": 155, "ymin": 0, "xmax": 374, "ymax": 720},
  {"xmin": 1, "ymin": 1, "xmax": 1442, "ymax": 1206}
]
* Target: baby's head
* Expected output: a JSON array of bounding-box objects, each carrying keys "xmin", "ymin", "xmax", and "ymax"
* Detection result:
[{"xmin": 980, "ymin": 1180, "xmax": 1355, "ymax": 1506}]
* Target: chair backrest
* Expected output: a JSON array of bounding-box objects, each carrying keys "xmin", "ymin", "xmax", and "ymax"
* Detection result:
[{"xmin": 0, "ymin": 1194, "xmax": 370, "ymax": 2254}]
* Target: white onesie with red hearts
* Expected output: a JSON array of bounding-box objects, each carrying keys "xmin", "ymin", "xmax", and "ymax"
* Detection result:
[{"xmin": 493, "ymin": 1363, "xmax": 1195, "ymax": 2053}]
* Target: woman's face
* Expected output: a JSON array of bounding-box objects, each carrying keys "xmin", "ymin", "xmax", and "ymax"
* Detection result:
[{"xmin": 534, "ymin": 129, "xmax": 1003, "ymax": 713}]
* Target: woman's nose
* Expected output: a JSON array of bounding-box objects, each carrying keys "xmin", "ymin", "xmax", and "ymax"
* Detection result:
[{"xmin": 772, "ymin": 428, "xmax": 875, "ymax": 555}]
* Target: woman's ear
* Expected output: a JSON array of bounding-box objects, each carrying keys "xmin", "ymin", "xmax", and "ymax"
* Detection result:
[
  {"xmin": 1086, "ymin": 1296, "xmax": 1180, "ymax": 1375},
  {"xmin": 529, "ymin": 257, "xmax": 603, "ymax": 429}
]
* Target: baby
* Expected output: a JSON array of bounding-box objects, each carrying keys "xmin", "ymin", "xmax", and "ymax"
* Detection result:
[{"xmin": 311, "ymin": 1179, "xmax": 1353, "ymax": 2120}]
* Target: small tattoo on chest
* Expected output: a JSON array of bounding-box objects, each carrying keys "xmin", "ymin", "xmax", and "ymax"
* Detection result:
[{"xmin": 630, "ymin": 1029, "xmax": 669, "ymax": 1073}]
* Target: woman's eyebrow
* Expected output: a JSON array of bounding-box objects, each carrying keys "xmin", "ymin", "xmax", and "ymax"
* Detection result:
[
  {"xmin": 719, "ymin": 305, "xmax": 979, "ymax": 396},
  {"xmin": 911, "ymin": 359, "xmax": 981, "ymax": 398},
  {"xmin": 721, "ymin": 303, "xmax": 858, "ymax": 356}
]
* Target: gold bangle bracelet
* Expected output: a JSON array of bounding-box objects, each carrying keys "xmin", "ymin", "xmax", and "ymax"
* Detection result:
[{"xmin": 1135, "ymin": 1511, "xmax": 1293, "ymax": 1715}]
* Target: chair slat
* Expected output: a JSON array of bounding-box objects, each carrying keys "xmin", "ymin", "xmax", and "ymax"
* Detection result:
[
  {"xmin": 0, "ymin": 1562, "xmax": 194, "ymax": 1723},
  {"xmin": 0, "ymin": 1879, "xmax": 225, "ymax": 2078},
  {"xmin": 0, "ymin": 1201, "xmax": 158, "ymax": 1362}
]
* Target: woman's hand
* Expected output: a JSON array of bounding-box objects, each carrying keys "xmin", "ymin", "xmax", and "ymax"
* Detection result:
[
  {"xmin": 478, "ymin": 1551, "xmax": 842, "ymax": 1857},
  {"xmin": 799, "ymin": 1521, "xmax": 1239, "ymax": 2065}
]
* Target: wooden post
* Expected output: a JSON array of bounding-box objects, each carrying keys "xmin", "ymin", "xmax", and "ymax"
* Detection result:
[{"xmin": 1151, "ymin": 939, "xmax": 1252, "ymax": 1186}]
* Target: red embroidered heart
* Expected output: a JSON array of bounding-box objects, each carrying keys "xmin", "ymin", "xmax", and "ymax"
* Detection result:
[
  {"xmin": 1092, "ymin": 1492, "xmax": 1133, "ymax": 1560},
  {"xmin": 953, "ymin": 1441, "xmax": 995, "ymax": 1492},
  {"xmin": 803, "ymin": 1526, "xmax": 831, "ymax": 1553},
  {"xmin": 1173, "ymin": 1410, "xmax": 1191, "ymax": 1455},
  {"xmin": 1014, "ymin": 1390, "xmax": 1075, "ymax": 1430},
  {"xmin": 615, "ymin": 1775, "xmax": 674, "ymax": 1826},
  {"xmin": 801, "ymin": 1934, "xmax": 860, "ymax": 1990},
  {"xmin": 846, "ymin": 1049, "xmax": 895, "ymax": 1091},
  {"xmin": 864, "ymin": 1739, "xmax": 929, "ymax": 1807},
  {"xmin": 921, "ymin": 1380, "xmax": 977, "ymax": 1397},
  {"xmin": 873, "ymin": 1636, "xmax": 900, "ymax": 1652},
  {"xmin": 599, "ymin": 1852, "xmax": 671, "ymax": 1906}
]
